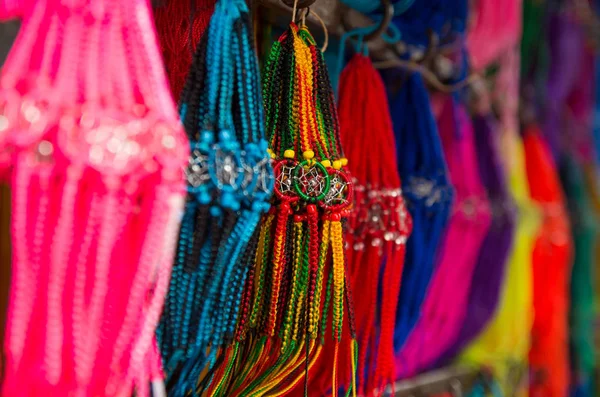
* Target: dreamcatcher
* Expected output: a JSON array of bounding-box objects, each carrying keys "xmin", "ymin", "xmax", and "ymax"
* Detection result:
[{"xmin": 208, "ymin": 18, "xmax": 357, "ymax": 397}]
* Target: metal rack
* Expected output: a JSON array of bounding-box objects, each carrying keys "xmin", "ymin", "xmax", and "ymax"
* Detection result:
[
  {"xmin": 257, "ymin": 0, "xmax": 402, "ymax": 61},
  {"xmin": 388, "ymin": 366, "xmax": 482, "ymax": 396}
]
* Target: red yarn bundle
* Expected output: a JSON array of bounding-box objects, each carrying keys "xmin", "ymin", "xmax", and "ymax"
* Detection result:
[
  {"xmin": 524, "ymin": 125, "xmax": 573, "ymax": 397},
  {"xmin": 312, "ymin": 54, "xmax": 411, "ymax": 396},
  {"xmin": 153, "ymin": 0, "xmax": 215, "ymax": 100}
]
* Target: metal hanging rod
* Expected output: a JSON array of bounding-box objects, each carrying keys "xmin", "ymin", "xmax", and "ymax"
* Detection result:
[{"xmin": 385, "ymin": 366, "xmax": 483, "ymax": 397}]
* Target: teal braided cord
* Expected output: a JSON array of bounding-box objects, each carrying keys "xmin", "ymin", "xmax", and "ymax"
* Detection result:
[
  {"xmin": 165, "ymin": 202, "xmax": 195, "ymax": 357},
  {"xmin": 242, "ymin": 22, "xmax": 265, "ymax": 143},
  {"xmin": 205, "ymin": 4, "xmax": 224, "ymax": 125},
  {"xmin": 232, "ymin": 31, "xmax": 250, "ymax": 144},
  {"xmin": 194, "ymin": 233, "xmax": 217, "ymax": 349},
  {"xmin": 211, "ymin": 212, "xmax": 253, "ymax": 346},
  {"xmin": 224, "ymin": 213, "xmax": 262, "ymax": 337},
  {"xmin": 216, "ymin": 6, "xmax": 237, "ymax": 130}
]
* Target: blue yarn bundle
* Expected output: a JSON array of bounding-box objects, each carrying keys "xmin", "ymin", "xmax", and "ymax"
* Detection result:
[
  {"xmin": 390, "ymin": 0, "xmax": 468, "ymax": 47},
  {"xmin": 386, "ymin": 73, "xmax": 453, "ymax": 351},
  {"xmin": 156, "ymin": 0, "xmax": 273, "ymax": 394}
]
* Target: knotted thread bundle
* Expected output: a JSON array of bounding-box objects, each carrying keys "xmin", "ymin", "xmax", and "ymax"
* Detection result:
[
  {"xmin": 435, "ymin": 111, "xmax": 516, "ymax": 366},
  {"xmin": 460, "ymin": 46, "xmax": 538, "ymax": 397},
  {"xmin": 213, "ymin": 22, "xmax": 357, "ymax": 397},
  {"xmin": 560, "ymin": 155, "xmax": 596, "ymax": 397},
  {"xmin": 386, "ymin": 73, "xmax": 453, "ymax": 355},
  {"xmin": 153, "ymin": 0, "xmax": 215, "ymax": 100},
  {"xmin": 524, "ymin": 126, "xmax": 572, "ymax": 397},
  {"xmin": 156, "ymin": 0, "xmax": 273, "ymax": 394},
  {"xmin": 395, "ymin": 96, "xmax": 491, "ymax": 378},
  {"xmin": 459, "ymin": 127, "xmax": 539, "ymax": 397},
  {"xmin": 0, "ymin": 0, "xmax": 188, "ymax": 395},
  {"xmin": 329, "ymin": 54, "xmax": 412, "ymax": 396}
]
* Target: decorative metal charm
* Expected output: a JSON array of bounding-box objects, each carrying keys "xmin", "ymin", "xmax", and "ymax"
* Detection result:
[
  {"xmin": 273, "ymin": 159, "xmax": 299, "ymax": 202},
  {"xmin": 254, "ymin": 157, "xmax": 274, "ymax": 195},
  {"xmin": 211, "ymin": 146, "xmax": 244, "ymax": 191},
  {"xmin": 405, "ymin": 175, "xmax": 453, "ymax": 208},
  {"xmin": 321, "ymin": 169, "xmax": 353, "ymax": 211},
  {"xmin": 185, "ymin": 148, "xmax": 210, "ymax": 188},
  {"xmin": 293, "ymin": 160, "xmax": 330, "ymax": 203}
]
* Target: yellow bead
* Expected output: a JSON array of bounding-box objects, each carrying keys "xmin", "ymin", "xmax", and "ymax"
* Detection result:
[
  {"xmin": 333, "ymin": 160, "xmax": 342, "ymax": 170},
  {"xmin": 269, "ymin": 152, "xmax": 276, "ymax": 159},
  {"xmin": 340, "ymin": 158, "xmax": 348, "ymax": 166},
  {"xmin": 284, "ymin": 149, "xmax": 295, "ymax": 159},
  {"xmin": 303, "ymin": 150, "xmax": 315, "ymax": 160},
  {"xmin": 321, "ymin": 160, "xmax": 332, "ymax": 168}
]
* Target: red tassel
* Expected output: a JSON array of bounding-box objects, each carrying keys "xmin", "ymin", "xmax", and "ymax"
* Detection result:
[{"xmin": 154, "ymin": 0, "xmax": 215, "ymax": 100}]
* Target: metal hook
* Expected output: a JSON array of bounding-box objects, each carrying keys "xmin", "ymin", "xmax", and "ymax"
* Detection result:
[
  {"xmin": 341, "ymin": 0, "xmax": 395, "ymax": 44},
  {"xmin": 364, "ymin": 0, "xmax": 394, "ymax": 42},
  {"xmin": 450, "ymin": 378, "xmax": 463, "ymax": 397}
]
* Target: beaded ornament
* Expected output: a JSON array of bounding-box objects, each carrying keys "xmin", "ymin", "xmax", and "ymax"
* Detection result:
[
  {"xmin": 206, "ymin": 22, "xmax": 357, "ymax": 397},
  {"xmin": 0, "ymin": 0, "xmax": 188, "ymax": 395},
  {"xmin": 155, "ymin": 0, "xmax": 273, "ymax": 394}
]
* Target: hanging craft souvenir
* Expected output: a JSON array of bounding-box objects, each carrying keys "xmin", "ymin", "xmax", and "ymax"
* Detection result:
[
  {"xmin": 459, "ymin": 132, "xmax": 538, "ymax": 397},
  {"xmin": 436, "ymin": 110, "xmax": 515, "ymax": 366},
  {"xmin": 386, "ymin": 73, "xmax": 453, "ymax": 353},
  {"xmin": 560, "ymin": 54, "xmax": 598, "ymax": 396},
  {"xmin": 466, "ymin": 0, "xmax": 521, "ymax": 71},
  {"xmin": 213, "ymin": 19, "xmax": 356, "ymax": 397},
  {"xmin": 0, "ymin": 0, "xmax": 188, "ymax": 395},
  {"xmin": 322, "ymin": 53, "xmax": 412, "ymax": 396},
  {"xmin": 436, "ymin": 0, "xmax": 521, "ymax": 364},
  {"xmin": 543, "ymin": 12, "xmax": 584, "ymax": 160},
  {"xmin": 156, "ymin": 0, "xmax": 273, "ymax": 394},
  {"xmin": 524, "ymin": 125, "xmax": 572, "ymax": 397},
  {"xmin": 584, "ymin": 164, "xmax": 600, "ymax": 313},
  {"xmin": 395, "ymin": 96, "xmax": 491, "ymax": 378},
  {"xmin": 560, "ymin": 154, "xmax": 596, "ymax": 397},
  {"xmin": 460, "ymin": 45, "xmax": 538, "ymax": 397}
]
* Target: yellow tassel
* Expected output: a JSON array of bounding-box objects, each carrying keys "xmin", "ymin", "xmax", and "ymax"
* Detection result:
[
  {"xmin": 350, "ymin": 339, "xmax": 357, "ymax": 397},
  {"xmin": 332, "ymin": 342, "xmax": 340, "ymax": 397}
]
